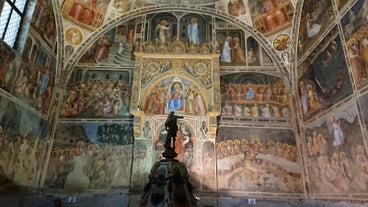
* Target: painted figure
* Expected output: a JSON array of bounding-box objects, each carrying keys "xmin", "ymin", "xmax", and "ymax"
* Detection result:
[
  {"xmin": 331, "ymin": 115, "xmax": 344, "ymax": 146},
  {"xmin": 155, "ymin": 19, "xmax": 170, "ymax": 43},
  {"xmin": 168, "ymin": 82, "xmax": 184, "ymax": 111},
  {"xmin": 221, "ymin": 36, "xmax": 232, "ymax": 63},
  {"xmin": 306, "ymin": 13, "xmax": 321, "ymax": 38},
  {"xmin": 228, "ymin": 0, "xmax": 246, "ymax": 17},
  {"xmin": 232, "ymin": 37, "xmax": 246, "ymax": 63},
  {"xmin": 187, "ymin": 17, "xmax": 199, "ymax": 45}
]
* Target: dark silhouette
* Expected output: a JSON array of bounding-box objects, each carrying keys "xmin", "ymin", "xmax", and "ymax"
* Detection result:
[{"xmin": 164, "ymin": 111, "xmax": 183, "ymax": 150}]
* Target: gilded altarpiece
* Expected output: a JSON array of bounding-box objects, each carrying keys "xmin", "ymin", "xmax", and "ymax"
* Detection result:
[{"xmin": 130, "ymin": 53, "xmax": 221, "ymax": 191}]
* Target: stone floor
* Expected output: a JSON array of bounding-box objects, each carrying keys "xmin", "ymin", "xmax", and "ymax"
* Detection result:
[{"xmin": 0, "ymin": 194, "xmax": 367, "ymax": 207}]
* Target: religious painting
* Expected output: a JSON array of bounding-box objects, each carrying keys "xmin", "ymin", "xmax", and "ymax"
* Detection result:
[
  {"xmin": 65, "ymin": 27, "xmax": 83, "ymax": 46},
  {"xmin": 179, "ymin": 14, "xmax": 206, "ymax": 45},
  {"xmin": 298, "ymin": 28, "xmax": 352, "ymax": 121},
  {"xmin": 358, "ymin": 92, "xmax": 368, "ymax": 130},
  {"xmin": 152, "ymin": 117, "xmax": 197, "ymax": 173},
  {"xmin": 246, "ymin": 36, "xmax": 260, "ymax": 66},
  {"xmin": 303, "ymin": 101, "xmax": 368, "ymax": 195},
  {"xmin": 79, "ymin": 28, "xmax": 128, "ymax": 64},
  {"xmin": 216, "ymin": 31, "xmax": 247, "ymax": 66},
  {"xmin": 216, "ymin": 127, "xmax": 302, "ymax": 194},
  {"xmin": 152, "ymin": 14, "xmax": 177, "ymax": 44},
  {"xmin": 111, "ymin": 0, "xmax": 131, "ymax": 13},
  {"xmin": 142, "ymin": 76, "xmax": 207, "ymax": 116},
  {"xmin": 201, "ymin": 141, "xmax": 216, "ymax": 190},
  {"xmin": 59, "ymin": 69, "xmax": 132, "ymax": 118},
  {"xmin": 298, "ymin": 0, "xmax": 334, "ymax": 57},
  {"xmin": 0, "ymin": 41, "xmax": 21, "ymax": 92},
  {"xmin": 220, "ymin": 73, "xmax": 291, "ymax": 120},
  {"xmin": 248, "ymin": 0, "xmax": 293, "ymax": 36},
  {"xmin": 13, "ymin": 44, "xmax": 56, "ymax": 115},
  {"xmin": 0, "ymin": 96, "xmax": 46, "ymax": 193},
  {"xmin": 130, "ymin": 140, "xmax": 150, "ymax": 189},
  {"xmin": 341, "ymin": 0, "xmax": 368, "ymax": 89},
  {"xmin": 227, "ymin": 0, "xmax": 246, "ymax": 17},
  {"xmin": 61, "ymin": 0, "xmax": 111, "ymax": 31},
  {"xmin": 31, "ymin": 0, "xmax": 57, "ymax": 48},
  {"xmin": 46, "ymin": 122, "xmax": 133, "ymax": 191}
]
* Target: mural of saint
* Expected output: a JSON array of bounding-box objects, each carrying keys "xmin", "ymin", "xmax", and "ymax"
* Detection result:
[
  {"xmin": 221, "ymin": 36, "xmax": 232, "ymax": 63},
  {"xmin": 187, "ymin": 17, "xmax": 199, "ymax": 45},
  {"xmin": 168, "ymin": 82, "xmax": 184, "ymax": 111},
  {"xmin": 228, "ymin": 0, "xmax": 246, "ymax": 17},
  {"xmin": 155, "ymin": 19, "xmax": 171, "ymax": 43}
]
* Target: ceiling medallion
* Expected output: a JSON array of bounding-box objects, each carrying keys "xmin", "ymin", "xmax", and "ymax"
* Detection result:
[{"xmin": 273, "ymin": 34, "xmax": 291, "ymax": 51}]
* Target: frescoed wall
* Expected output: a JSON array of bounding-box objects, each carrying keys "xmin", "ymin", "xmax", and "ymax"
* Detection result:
[
  {"xmin": 62, "ymin": 0, "xmax": 112, "ymax": 31},
  {"xmin": 217, "ymin": 30, "xmax": 247, "ymax": 66},
  {"xmin": 60, "ymin": 69, "xmax": 132, "ymax": 118},
  {"xmin": 303, "ymin": 101, "xmax": 368, "ymax": 194},
  {"xmin": 216, "ymin": 127, "xmax": 302, "ymax": 193},
  {"xmin": 298, "ymin": 27, "xmax": 353, "ymax": 121},
  {"xmin": 13, "ymin": 43, "xmax": 56, "ymax": 114},
  {"xmin": 0, "ymin": 41, "xmax": 21, "ymax": 92},
  {"xmin": 248, "ymin": 0, "xmax": 293, "ymax": 36},
  {"xmin": 31, "ymin": 0, "xmax": 56, "ymax": 48},
  {"xmin": 298, "ymin": 0, "xmax": 334, "ymax": 57},
  {"xmin": 46, "ymin": 122, "xmax": 133, "ymax": 191},
  {"xmin": 220, "ymin": 73, "xmax": 291, "ymax": 119},
  {"xmin": 0, "ymin": 96, "xmax": 46, "ymax": 193},
  {"xmin": 341, "ymin": 0, "xmax": 368, "ymax": 89},
  {"xmin": 142, "ymin": 76, "xmax": 207, "ymax": 116}
]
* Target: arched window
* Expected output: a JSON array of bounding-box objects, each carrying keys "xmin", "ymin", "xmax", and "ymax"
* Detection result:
[{"xmin": 0, "ymin": 0, "xmax": 30, "ymax": 48}]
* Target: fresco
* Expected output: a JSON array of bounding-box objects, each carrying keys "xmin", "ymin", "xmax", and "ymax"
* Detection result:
[
  {"xmin": 65, "ymin": 27, "xmax": 83, "ymax": 46},
  {"xmin": 13, "ymin": 43, "xmax": 56, "ymax": 114},
  {"xmin": 46, "ymin": 122, "xmax": 133, "ymax": 191},
  {"xmin": 304, "ymin": 101, "xmax": 368, "ymax": 194},
  {"xmin": 216, "ymin": 127, "xmax": 302, "ymax": 193},
  {"xmin": 31, "ymin": 0, "xmax": 56, "ymax": 48},
  {"xmin": 60, "ymin": 70, "xmax": 131, "ymax": 118},
  {"xmin": 220, "ymin": 73, "xmax": 291, "ymax": 119},
  {"xmin": 298, "ymin": 28, "xmax": 353, "ymax": 121},
  {"xmin": 142, "ymin": 76, "xmax": 207, "ymax": 116},
  {"xmin": 0, "ymin": 41, "xmax": 21, "ymax": 92},
  {"xmin": 0, "ymin": 96, "xmax": 46, "ymax": 193},
  {"xmin": 62, "ymin": 0, "xmax": 111, "ymax": 31},
  {"xmin": 359, "ymin": 92, "xmax": 368, "ymax": 130},
  {"xmin": 341, "ymin": 0, "xmax": 368, "ymax": 89},
  {"xmin": 298, "ymin": 0, "xmax": 334, "ymax": 57},
  {"xmin": 130, "ymin": 140, "xmax": 149, "ymax": 189},
  {"xmin": 248, "ymin": 0, "xmax": 293, "ymax": 36},
  {"xmin": 79, "ymin": 28, "xmax": 135, "ymax": 64},
  {"xmin": 111, "ymin": 0, "xmax": 131, "ymax": 13},
  {"xmin": 217, "ymin": 31, "xmax": 247, "ymax": 66},
  {"xmin": 152, "ymin": 120, "xmax": 196, "ymax": 172}
]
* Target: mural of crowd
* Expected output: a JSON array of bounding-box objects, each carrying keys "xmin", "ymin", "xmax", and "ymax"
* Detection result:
[
  {"xmin": 216, "ymin": 127, "xmax": 301, "ymax": 193},
  {"xmin": 221, "ymin": 79, "xmax": 291, "ymax": 119},
  {"xmin": 304, "ymin": 102, "xmax": 368, "ymax": 194},
  {"xmin": 46, "ymin": 122, "xmax": 133, "ymax": 191},
  {"xmin": 0, "ymin": 97, "xmax": 46, "ymax": 192},
  {"xmin": 60, "ymin": 79, "xmax": 131, "ymax": 118}
]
